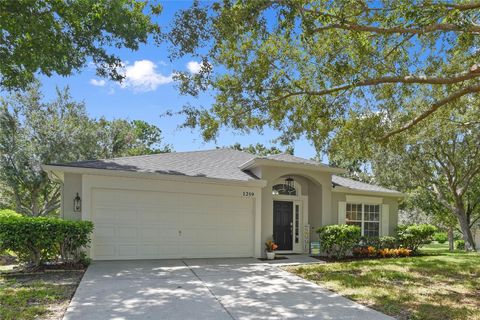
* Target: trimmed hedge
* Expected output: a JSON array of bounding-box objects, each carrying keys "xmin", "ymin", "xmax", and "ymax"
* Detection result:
[
  {"xmin": 0, "ymin": 215, "xmax": 93, "ymax": 267},
  {"xmin": 433, "ymin": 232, "xmax": 448, "ymax": 244},
  {"xmin": 0, "ymin": 209, "xmax": 21, "ymax": 218},
  {"xmin": 317, "ymin": 224, "xmax": 361, "ymax": 259},
  {"xmin": 396, "ymin": 224, "xmax": 437, "ymax": 252}
]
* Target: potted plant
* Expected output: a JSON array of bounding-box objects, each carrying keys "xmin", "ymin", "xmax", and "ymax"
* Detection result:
[{"xmin": 265, "ymin": 240, "xmax": 278, "ymax": 260}]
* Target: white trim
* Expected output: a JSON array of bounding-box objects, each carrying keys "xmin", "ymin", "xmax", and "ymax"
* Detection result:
[
  {"xmin": 239, "ymin": 158, "xmax": 346, "ymax": 174},
  {"xmin": 42, "ymin": 164, "xmax": 267, "ymax": 188},
  {"xmin": 332, "ymin": 186, "xmax": 405, "ymax": 198},
  {"xmin": 338, "ymin": 201, "xmax": 346, "ymax": 224},
  {"xmin": 346, "ymin": 195, "xmax": 383, "ymax": 204},
  {"xmin": 344, "ymin": 202, "xmax": 381, "ymax": 237},
  {"xmin": 381, "ymin": 204, "xmax": 390, "ymax": 236}
]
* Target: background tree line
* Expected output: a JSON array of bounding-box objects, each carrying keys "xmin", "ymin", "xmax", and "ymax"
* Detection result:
[{"xmin": 0, "ymin": 83, "xmax": 171, "ymax": 216}]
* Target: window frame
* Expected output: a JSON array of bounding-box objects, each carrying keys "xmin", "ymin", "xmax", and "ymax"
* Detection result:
[{"xmin": 346, "ymin": 203, "xmax": 381, "ymax": 237}]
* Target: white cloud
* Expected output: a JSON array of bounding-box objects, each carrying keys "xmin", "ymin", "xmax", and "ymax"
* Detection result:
[
  {"xmin": 90, "ymin": 79, "xmax": 106, "ymax": 87},
  {"xmin": 186, "ymin": 61, "xmax": 202, "ymax": 74},
  {"xmin": 119, "ymin": 60, "xmax": 173, "ymax": 92}
]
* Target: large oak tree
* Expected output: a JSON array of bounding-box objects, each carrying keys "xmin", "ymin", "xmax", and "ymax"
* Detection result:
[{"xmin": 168, "ymin": 0, "xmax": 480, "ymax": 152}]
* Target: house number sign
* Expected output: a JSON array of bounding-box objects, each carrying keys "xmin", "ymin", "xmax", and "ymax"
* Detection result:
[{"xmin": 242, "ymin": 191, "xmax": 255, "ymax": 197}]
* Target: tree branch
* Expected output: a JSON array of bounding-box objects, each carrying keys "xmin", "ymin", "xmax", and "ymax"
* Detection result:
[
  {"xmin": 313, "ymin": 22, "xmax": 480, "ymax": 35},
  {"xmin": 380, "ymin": 83, "xmax": 480, "ymax": 140},
  {"xmin": 271, "ymin": 66, "xmax": 480, "ymax": 102}
]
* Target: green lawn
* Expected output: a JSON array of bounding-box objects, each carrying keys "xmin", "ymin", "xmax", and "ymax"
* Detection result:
[
  {"xmin": 0, "ymin": 270, "xmax": 83, "ymax": 320},
  {"xmin": 288, "ymin": 243, "xmax": 480, "ymax": 320}
]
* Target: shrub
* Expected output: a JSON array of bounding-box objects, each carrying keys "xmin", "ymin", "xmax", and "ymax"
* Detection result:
[
  {"xmin": 317, "ymin": 224, "xmax": 361, "ymax": 259},
  {"xmin": 0, "ymin": 216, "xmax": 93, "ymax": 267},
  {"xmin": 433, "ymin": 232, "xmax": 448, "ymax": 244},
  {"xmin": 0, "ymin": 209, "xmax": 21, "ymax": 218},
  {"xmin": 454, "ymin": 239, "xmax": 465, "ymax": 250},
  {"xmin": 378, "ymin": 248, "xmax": 412, "ymax": 258},
  {"xmin": 396, "ymin": 224, "xmax": 437, "ymax": 252},
  {"xmin": 379, "ymin": 236, "xmax": 398, "ymax": 249},
  {"xmin": 352, "ymin": 246, "xmax": 377, "ymax": 258}
]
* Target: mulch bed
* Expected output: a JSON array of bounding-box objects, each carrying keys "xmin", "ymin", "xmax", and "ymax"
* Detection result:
[
  {"xmin": 2, "ymin": 262, "xmax": 87, "ymax": 276},
  {"xmin": 311, "ymin": 254, "xmax": 425, "ymax": 263}
]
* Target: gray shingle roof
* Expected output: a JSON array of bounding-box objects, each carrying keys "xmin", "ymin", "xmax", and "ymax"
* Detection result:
[
  {"xmin": 54, "ymin": 149, "xmax": 257, "ymax": 181},
  {"xmin": 50, "ymin": 149, "xmax": 401, "ymax": 194},
  {"xmin": 332, "ymin": 175, "xmax": 401, "ymax": 195}
]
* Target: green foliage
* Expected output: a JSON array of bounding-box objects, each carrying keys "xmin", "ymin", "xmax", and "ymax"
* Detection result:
[
  {"xmin": 454, "ymin": 240, "xmax": 465, "ymax": 251},
  {"xmin": 0, "ymin": 209, "xmax": 21, "ymax": 219},
  {"xmin": 317, "ymin": 225, "xmax": 361, "ymax": 259},
  {"xmin": 227, "ymin": 143, "xmax": 293, "ymax": 156},
  {"xmin": 379, "ymin": 236, "xmax": 398, "ymax": 249},
  {"xmin": 360, "ymin": 236, "xmax": 398, "ymax": 250},
  {"xmin": 0, "ymin": 0, "xmax": 162, "ymax": 90},
  {"xmin": 0, "ymin": 83, "xmax": 170, "ymax": 216},
  {"xmin": 433, "ymin": 232, "xmax": 448, "ymax": 244},
  {"xmin": 0, "ymin": 216, "xmax": 93, "ymax": 267},
  {"xmin": 396, "ymin": 224, "xmax": 437, "ymax": 252},
  {"xmin": 168, "ymin": 1, "xmax": 480, "ymax": 153}
]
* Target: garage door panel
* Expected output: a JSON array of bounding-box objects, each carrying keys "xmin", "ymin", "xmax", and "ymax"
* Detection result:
[
  {"xmin": 94, "ymin": 227, "xmax": 116, "ymax": 243},
  {"xmin": 91, "ymin": 188, "xmax": 254, "ymax": 260},
  {"xmin": 117, "ymin": 245, "xmax": 137, "ymax": 257},
  {"xmin": 116, "ymin": 227, "xmax": 138, "ymax": 241},
  {"xmin": 94, "ymin": 244, "xmax": 116, "ymax": 257}
]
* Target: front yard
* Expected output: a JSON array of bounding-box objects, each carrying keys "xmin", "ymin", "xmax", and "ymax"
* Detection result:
[
  {"xmin": 0, "ymin": 266, "xmax": 83, "ymax": 320},
  {"xmin": 287, "ymin": 243, "xmax": 480, "ymax": 320}
]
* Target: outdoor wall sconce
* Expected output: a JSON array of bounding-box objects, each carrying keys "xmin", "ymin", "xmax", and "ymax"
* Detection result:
[
  {"xmin": 73, "ymin": 193, "xmax": 81, "ymax": 213},
  {"xmin": 285, "ymin": 177, "xmax": 295, "ymax": 190}
]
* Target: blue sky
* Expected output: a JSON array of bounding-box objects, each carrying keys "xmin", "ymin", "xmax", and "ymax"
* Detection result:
[{"xmin": 34, "ymin": 2, "xmax": 318, "ymax": 160}]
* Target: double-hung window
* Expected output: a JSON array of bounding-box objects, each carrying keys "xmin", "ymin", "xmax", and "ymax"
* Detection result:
[{"xmin": 346, "ymin": 203, "xmax": 380, "ymax": 237}]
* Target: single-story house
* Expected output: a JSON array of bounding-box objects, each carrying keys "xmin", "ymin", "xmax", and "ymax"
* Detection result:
[{"xmin": 42, "ymin": 149, "xmax": 404, "ymax": 260}]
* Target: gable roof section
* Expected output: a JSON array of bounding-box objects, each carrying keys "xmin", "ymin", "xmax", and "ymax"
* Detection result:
[
  {"xmin": 239, "ymin": 152, "xmax": 346, "ymax": 174},
  {"xmin": 332, "ymin": 175, "xmax": 402, "ymax": 196}
]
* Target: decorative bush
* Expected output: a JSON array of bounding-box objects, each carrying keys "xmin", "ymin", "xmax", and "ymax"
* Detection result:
[
  {"xmin": 0, "ymin": 209, "xmax": 21, "ymax": 218},
  {"xmin": 317, "ymin": 224, "xmax": 361, "ymax": 259},
  {"xmin": 0, "ymin": 215, "xmax": 94, "ymax": 267},
  {"xmin": 378, "ymin": 248, "xmax": 412, "ymax": 258},
  {"xmin": 379, "ymin": 236, "xmax": 398, "ymax": 249},
  {"xmin": 396, "ymin": 224, "xmax": 437, "ymax": 252},
  {"xmin": 454, "ymin": 239, "xmax": 465, "ymax": 250},
  {"xmin": 433, "ymin": 232, "xmax": 448, "ymax": 244},
  {"xmin": 352, "ymin": 246, "xmax": 377, "ymax": 258}
]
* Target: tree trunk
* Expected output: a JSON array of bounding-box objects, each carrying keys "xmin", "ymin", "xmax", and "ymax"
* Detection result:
[
  {"xmin": 448, "ymin": 226, "xmax": 454, "ymax": 252},
  {"xmin": 455, "ymin": 207, "xmax": 477, "ymax": 251}
]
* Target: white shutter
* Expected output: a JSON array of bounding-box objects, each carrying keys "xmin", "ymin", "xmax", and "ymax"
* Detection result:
[
  {"xmin": 381, "ymin": 204, "xmax": 390, "ymax": 236},
  {"xmin": 338, "ymin": 201, "xmax": 346, "ymax": 225}
]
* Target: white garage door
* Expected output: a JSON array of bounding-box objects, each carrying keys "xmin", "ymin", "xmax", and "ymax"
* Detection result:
[{"xmin": 91, "ymin": 188, "xmax": 254, "ymax": 260}]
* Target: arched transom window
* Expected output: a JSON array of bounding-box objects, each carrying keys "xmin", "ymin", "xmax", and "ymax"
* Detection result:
[{"xmin": 272, "ymin": 184, "xmax": 297, "ymax": 196}]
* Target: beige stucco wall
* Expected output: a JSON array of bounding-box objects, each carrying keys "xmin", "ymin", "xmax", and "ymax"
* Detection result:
[
  {"xmin": 331, "ymin": 192, "xmax": 399, "ymax": 236},
  {"xmin": 61, "ymin": 173, "xmax": 82, "ymax": 221}
]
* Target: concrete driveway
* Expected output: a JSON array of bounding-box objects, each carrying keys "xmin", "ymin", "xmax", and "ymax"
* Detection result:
[{"xmin": 64, "ymin": 258, "xmax": 392, "ymax": 320}]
